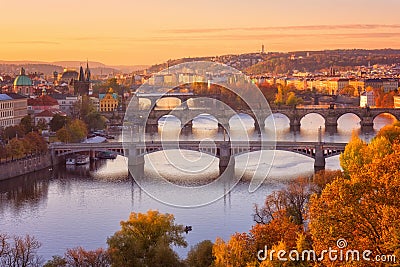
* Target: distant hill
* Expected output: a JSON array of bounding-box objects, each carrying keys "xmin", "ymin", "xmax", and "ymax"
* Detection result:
[
  {"xmin": 0, "ymin": 60, "xmax": 148, "ymax": 76},
  {"xmin": 244, "ymin": 49, "xmax": 400, "ymax": 75}
]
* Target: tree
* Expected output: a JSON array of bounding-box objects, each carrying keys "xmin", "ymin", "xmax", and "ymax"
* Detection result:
[
  {"xmin": 107, "ymin": 210, "xmax": 187, "ymax": 267},
  {"xmin": 286, "ymin": 91, "xmax": 302, "ymax": 108},
  {"xmin": 274, "ymin": 84, "xmax": 284, "ymax": 106},
  {"xmin": 376, "ymin": 121, "xmax": 400, "ymax": 143},
  {"xmin": 24, "ymin": 132, "xmax": 48, "ymax": 154},
  {"xmin": 0, "ymin": 234, "xmax": 43, "ymax": 267},
  {"xmin": 6, "ymin": 138, "xmax": 25, "ymax": 159},
  {"xmin": 186, "ymin": 240, "xmax": 214, "ymax": 267},
  {"xmin": 56, "ymin": 119, "xmax": 88, "ymax": 143},
  {"xmin": 36, "ymin": 118, "xmax": 48, "ymax": 131},
  {"xmin": 310, "ymin": 146, "xmax": 400, "ymax": 266},
  {"xmin": 86, "ymin": 112, "xmax": 107, "ymax": 131},
  {"xmin": 213, "ymin": 234, "xmax": 255, "ymax": 267},
  {"xmin": 20, "ymin": 115, "xmax": 34, "ymax": 134},
  {"xmin": 339, "ymin": 132, "xmax": 368, "ymax": 177},
  {"xmin": 339, "ymin": 85, "xmax": 356, "ymax": 96},
  {"xmin": 2, "ymin": 125, "xmax": 24, "ymax": 140},
  {"xmin": 50, "ymin": 114, "xmax": 69, "ymax": 132}
]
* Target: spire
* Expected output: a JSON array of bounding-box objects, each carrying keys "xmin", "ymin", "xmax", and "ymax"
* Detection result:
[
  {"xmin": 78, "ymin": 66, "xmax": 85, "ymax": 81},
  {"xmin": 20, "ymin": 67, "xmax": 26, "ymax": 76},
  {"xmin": 85, "ymin": 60, "xmax": 91, "ymax": 81}
]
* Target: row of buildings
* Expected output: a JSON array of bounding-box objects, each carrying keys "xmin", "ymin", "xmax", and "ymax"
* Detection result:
[{"xmin": 253, "ymin": 76, "xmax": 399, "ymax": 95}]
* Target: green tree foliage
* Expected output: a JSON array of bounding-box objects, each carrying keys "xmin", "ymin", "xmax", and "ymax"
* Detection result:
[
  {"xmin": 20, "ymin": 115, "xmax": 34, "ymax": 134},
  {"xmin": 56, "ymin": 119, "xmax": 88, "ymax": 143},
  {"xmin": 74, "ymin": 96, "xmax": 106, "ymax": 131},
  {"xmin": 86, "ymin": 111, "xmax": 107, "ymax": 131},
  {"xmin": 286, "ymin": 91, "xmax": 303, "ymax": 108},
  {"xmin": 50, "ymin": 114, "xmax": 69, "ymax": 132},
  {"xmin": 186, "ymin": 240, "xmax": 214, "ymax": 267},
  {"xmin": 107, "ymin": 210, "xmax": 187, "ymax": 267}
]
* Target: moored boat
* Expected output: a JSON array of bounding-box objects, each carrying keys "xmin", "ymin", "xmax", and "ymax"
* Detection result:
[
  {"xmin": 97, "ymin": 151, "xmax": 117, "ymax": 159},
  {"xmin": 75, "ymin": 155, "xmax": 90, "ymax": 165},
  {"xmin": 66, "ymin": 158, "xmax": 76, "ymax": 165}
]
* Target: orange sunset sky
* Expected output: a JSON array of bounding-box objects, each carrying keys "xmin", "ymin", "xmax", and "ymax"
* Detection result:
[{"xmin": 1, "ymin": 0, "xmax": 400, "ymax": 65}]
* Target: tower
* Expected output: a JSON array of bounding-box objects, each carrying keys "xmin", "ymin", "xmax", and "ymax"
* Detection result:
[
  {"xmin": 261, "ymin": 44, "xmax": 265, "ymax": 54},
  {"xmin": 73, "ymin": 62, "xmax": 91, "ymax": 95}
]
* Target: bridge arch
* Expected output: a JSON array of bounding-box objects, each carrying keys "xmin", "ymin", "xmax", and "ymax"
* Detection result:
[
  {"xmin": 229, "ymin": 113, "xmax": 255, "ymax": 129},
  {"xmin": 372, "ymin": 111, "xmax": 400, "ymax": 121},
  {"xmin": 337, "ymin": 112, "xmax": 362, "ymax": 121},
  {"xmin": 299, "ymin": 113, "xmax": 326, "ymax": 128},
  {"xmin": 192, "ymin": 113, "xmax": 219, "ymax": 129},
  {"xmin": 155, "ymin": 97, "xmax": 182, "ymax": 109},
  {"xmin": 158, "ymin": 115, "xmax": 182, "ymax": 127},
  {"xmin": 265, "ymin": 113, "xmax": 290, "ymax": 129}
]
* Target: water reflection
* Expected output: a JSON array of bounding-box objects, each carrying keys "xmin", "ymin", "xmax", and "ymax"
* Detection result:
[{"xmin": 0, "ymin": 112, "xmax": 395, "ymax": 260}]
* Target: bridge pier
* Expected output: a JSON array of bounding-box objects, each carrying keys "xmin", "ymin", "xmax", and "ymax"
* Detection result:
[
  {"xmin": 325, "ymin": 116, "xmax": 338, "ymax": 133},
  {"xmin": 360, "ymin": 117, "xmax": 374, "ymax": 132},
  {"xmin": 254, "ymin": 121, "xmax": 265, "ymax": 133},
  {"xmin": 145, "ymin": 123, "xmax": 159, "ymax": 134},
  {"xmin": 128, "ymin": 155, "xmax": 145, "ymax": 179},
  {"xmin": 218, "ymin": 123, "xmax": 230, "ymax": 135},
  {"xmin": 289, "ymin": 117, "xmax": 301, "ymax": 132},
  {"xmin": 219, "ymin": 143, "xmax": 235, "ymax": 178},
  {"xmin": 180, "ymin": 121, "xmax": 193, "ymax": 135},
  {"xmin": 314, "ymin": 144, "xmax": 326, "ymax": 172}
]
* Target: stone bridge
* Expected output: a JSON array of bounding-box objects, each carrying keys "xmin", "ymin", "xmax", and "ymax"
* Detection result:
[
  {"xmin": 131, "ymin": 93, "xmax": 400, "ymax": 133},
  {"xmin": 50, "ymin": 141, "xmax": 347, "ymax": 178}
]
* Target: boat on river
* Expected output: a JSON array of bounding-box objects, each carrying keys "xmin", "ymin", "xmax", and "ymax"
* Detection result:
[{"xmin": 75, "ymin": 155, "xmax": 90, "ymax": 165}]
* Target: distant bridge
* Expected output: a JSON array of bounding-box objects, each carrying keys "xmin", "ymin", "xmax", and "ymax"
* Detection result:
[
  {"xmin": 50, "ymin": 141, "xmax": 347, "ymax": 176},
  {"xmin": 131, "ymin": 93, "xmax": 400, "ymax": 132}
]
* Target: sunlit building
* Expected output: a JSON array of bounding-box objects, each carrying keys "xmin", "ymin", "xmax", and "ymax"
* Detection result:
[
  {"xmin": 360, "ymin": 91, "xmax": 375, "ymax": 107},
  {"xmin": 99, "ymin": 88, "xmax": 119, "ymax": 112},
  {"xmin": 13, "ymin": 68, "xmax": 34, "ymax": 96}
]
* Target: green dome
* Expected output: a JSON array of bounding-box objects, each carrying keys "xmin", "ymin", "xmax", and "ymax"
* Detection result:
[{"xmin": 13, "ymin": 68, "xmax": 32, "ymax": 86}]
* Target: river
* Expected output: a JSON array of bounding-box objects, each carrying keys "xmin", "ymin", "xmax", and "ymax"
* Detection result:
[{"xmin": 0, "ymin": 112, "xmax": 395, "ymax": 261}]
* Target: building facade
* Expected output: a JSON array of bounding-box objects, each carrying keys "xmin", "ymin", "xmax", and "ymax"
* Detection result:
[
  {"xmin": 0, "ymin": 93, "xmax": 28, "ymax": 128},
  {"xmin": 360, "ymin": 91, "xmax": 375, "ymax": 107},
  {"xmin": 99, "ymin": 88, "xmax": 119, "ymax": 112}
]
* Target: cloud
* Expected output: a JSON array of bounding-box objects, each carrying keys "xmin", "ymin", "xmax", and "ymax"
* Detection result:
[
  {"xmin": 7, "ymin": 41, "xmax": 60, "ymax": 45},
  {"xmin": 161, "ymin": 24, "xmax": 400, "ymax": 34}
]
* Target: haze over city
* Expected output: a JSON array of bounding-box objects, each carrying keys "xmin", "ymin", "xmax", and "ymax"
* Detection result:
[{"xmin": 2, "ymin": 0, "xmax": 400, "ymax": 65}]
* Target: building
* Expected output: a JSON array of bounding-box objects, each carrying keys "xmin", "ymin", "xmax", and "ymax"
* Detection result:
[
  {"xmin": 34, "ymin": 110, "xmax": 66, "ymax": 126},
  {"xmin": 360, "ymin": 91, "xmax": 375, "ymax": 107},
  {"xmin": 394, "ymin": 96, "xmax": 400, "ymax": 108},
  {"xmin": 49, "ymin": 94, "xmax": 79, "ymax": 116},
  {"xmin": 13, "ymin": 68, "xmax": 34, "ymax": 96},
  {"xmin": 27, "ymin": 95, "xmax": 59, "ymax": 114},
  {"xmin": 99, "ymin": 88, "xmax": 119, "ymax": 112},
  {"xmin": 365, "ymin": 78, "xmax": 398, "ymax": 92},
  {"xmin": 90, "ymin": 97, "xmax": 100, "ymax": 111},
  {"xmin": 0, "ymin": 93, "xmax": 28, "ymax": 128},
  {"xmin": 73, "ymin": 62, "xmax": 92, "ymax": 96}
]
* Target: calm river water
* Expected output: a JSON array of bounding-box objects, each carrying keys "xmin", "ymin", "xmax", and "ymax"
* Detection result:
[{"xmin": 0, "ymin": 113, "xmax": 395, "ymax": 260}]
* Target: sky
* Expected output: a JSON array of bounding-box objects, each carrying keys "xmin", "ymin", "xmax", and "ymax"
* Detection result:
[{"xmin": 1, "ymin": 0, "xmax": 400, "ymax": 65}]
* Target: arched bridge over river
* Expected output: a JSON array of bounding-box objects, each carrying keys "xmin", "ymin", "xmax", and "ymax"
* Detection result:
[{"xmin": 50, "ymin": 141, "xmax": 347, "ymax": 178}]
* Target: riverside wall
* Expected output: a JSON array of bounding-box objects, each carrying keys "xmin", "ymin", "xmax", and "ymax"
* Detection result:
[{"xmin": 0, "ymin": 153, "xmax": 60, "ymax": 181}]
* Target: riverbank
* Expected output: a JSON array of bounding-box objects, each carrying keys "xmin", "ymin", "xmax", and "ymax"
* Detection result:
[{"xmin": 0, "ymin": 153, "xmax": 56, "ymax": 181}]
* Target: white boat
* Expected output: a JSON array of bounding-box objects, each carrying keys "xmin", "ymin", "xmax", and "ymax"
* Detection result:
[
  {"xmin": 75, "ymin": 155, "xmax": 90, "ymax": 165},
  {"xmin": 66, "ymin": 158, "xmax": 76, "ymax": 165}
]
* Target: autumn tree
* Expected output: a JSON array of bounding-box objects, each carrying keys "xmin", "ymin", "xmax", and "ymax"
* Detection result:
[
  {"xmin": 0, "ymin": 234, "xmax": 43, "ymax": 267},
  {"xmin": 6, "ymin": 137, "xmax": 25, "ymax": 159},
  {"xmin": 186, "ymin": 240, "xmax": 214, "ymax": 267},
  {"xmin": 286, "ymin": 92, "xmax": 303, "ymax": 108},
  {"xmin": 56, "ymin": 119, "xmax": 88, "ymax": 143},
  {"xmin": 213, "ymin": 233, "xmax": 255, "ymax": 267},
  {"xmin": 310, "ymin": 123, "xmax": 400, "ymax": 266},
  {"xmin": 107, "ymin": 210, "xmax": 187, "ymax": 267},
  {"xmin": 310, "ymin": 146, "xmax": 400, "ymax": 266}
]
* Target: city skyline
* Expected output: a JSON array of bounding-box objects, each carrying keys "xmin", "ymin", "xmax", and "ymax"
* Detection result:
[{"xmin": 1, "ymin": 0, "xmax": 400, "ymax": 65}]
